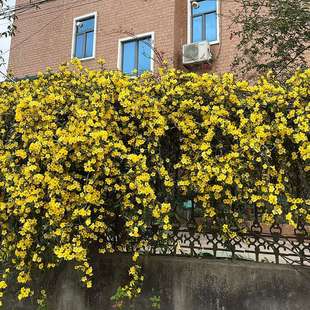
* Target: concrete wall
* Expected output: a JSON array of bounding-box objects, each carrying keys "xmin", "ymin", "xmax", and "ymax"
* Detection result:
[{"xmin": 3, "ymin": 254, "xmax": 310, "ymax": 310}]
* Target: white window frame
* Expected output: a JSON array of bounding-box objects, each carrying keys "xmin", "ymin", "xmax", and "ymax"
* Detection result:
[
  {"xmin": 117, "ymin": 31, "xmax": 155, "ymax": 74},
  {"xmin": 187, "ymin": 0, "xmax": 220, "ymax": 45},
  {"xmin": 71, "ymin": 12, "xmax": 97, "ymax": 61}
]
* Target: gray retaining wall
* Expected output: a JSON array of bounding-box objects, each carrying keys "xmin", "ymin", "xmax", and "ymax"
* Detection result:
[{"xmin": 3, "ymin": 255, "xmax": 310, "ymax": 310}]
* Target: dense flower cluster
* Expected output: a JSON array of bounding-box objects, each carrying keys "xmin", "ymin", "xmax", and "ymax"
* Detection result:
[{"xmin": 0, "ymin": 60, "xmax": 309, "ymax": 306}]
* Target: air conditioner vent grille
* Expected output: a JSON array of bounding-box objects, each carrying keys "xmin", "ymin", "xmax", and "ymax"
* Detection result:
[{"xmin": 182, "ymin": 41, "xmax": 212, "ymax": 65}]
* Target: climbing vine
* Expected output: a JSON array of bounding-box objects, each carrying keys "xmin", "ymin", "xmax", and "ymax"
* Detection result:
[{"xmin": 0, "ymin": 60, "xmax": 309, "ymax": 306}]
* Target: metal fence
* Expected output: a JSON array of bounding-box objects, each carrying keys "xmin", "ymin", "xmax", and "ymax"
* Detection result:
[{"xmin": 145, "ymin": 206, "xmax": 310, "ymax": 266}]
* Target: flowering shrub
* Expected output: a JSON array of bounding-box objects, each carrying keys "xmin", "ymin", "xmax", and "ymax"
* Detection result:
[{"xmin": 0, "ymin": 61, "xmax": 309, "ymax": 306}]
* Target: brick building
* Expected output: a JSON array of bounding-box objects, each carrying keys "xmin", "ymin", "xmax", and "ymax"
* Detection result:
[{"xmin": 9, "ymin": 0, "xmax": 240, "ymax": 78}]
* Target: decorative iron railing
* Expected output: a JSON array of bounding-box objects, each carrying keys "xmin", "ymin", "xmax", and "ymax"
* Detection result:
[
  {"xmin": 147, "ymin": 224, "xmax": 309, "ymax": 266},
  {"xmin": 144, "ymin": 205, "xmax": 310, "ymax": 266}
]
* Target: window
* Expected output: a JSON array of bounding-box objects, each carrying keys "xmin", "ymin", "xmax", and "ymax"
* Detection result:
[
  {"xmin": 72, "ymin": 13, "xmax": 96, "ymax": 60},
  {"xmin": 119, "ymin": 33, "xmax": 154, "ymax": 76},
  {"xmin": 189, "ymin": 0, "xmax": 218, "ymax": 43}
]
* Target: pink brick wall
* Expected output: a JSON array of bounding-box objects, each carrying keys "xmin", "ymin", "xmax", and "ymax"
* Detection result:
[
  {"xmin": 9, "ymin": 0, "xmax": 176, "ymax": 77},
  {"xmin": 9, "ymin": 0, "xmax": 308, "ymax": 78}
]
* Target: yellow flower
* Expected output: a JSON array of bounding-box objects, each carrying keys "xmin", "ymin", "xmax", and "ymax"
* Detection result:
[
  {"xmin": 152, "ymin": 208, "xmax": 160, "ymax": 219},
  {"xmin": 0, "ymin": 61, "xmax": 309, "ymax": 306},
  {"xmin": 18, "ymin": 287, "xmax": 32, "ymax": 301},
  {"xmin": 0, "ymin": 281, "xmax": 7, "ymax": 289},
  {"xmin": 161, "ymin": 203, "xmax": 171, "ymax": 213},
  {"xmin": 132, "ymin": 252, "xmax": 139, "ymax": 262},
  {"xmin": 15, "ymin": 149, "xmax": 27, "ymax": 159},
  {"xmin": 129, "ymin": 266, "xmax": 136, "ymax": 275}
]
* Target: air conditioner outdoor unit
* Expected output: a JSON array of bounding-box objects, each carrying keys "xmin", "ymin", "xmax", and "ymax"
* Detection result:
[{"xmin": 182, "ymin": 41, "xmax": 212, "ymax": 65}]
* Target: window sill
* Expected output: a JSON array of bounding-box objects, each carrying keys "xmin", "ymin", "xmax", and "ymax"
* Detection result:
[
  {"xmin": 72, "ymin": 56, "xmax": 95, "ymax": 62},
  {"xmin": 209, "ymin": 40, "xmax": 220, "ymax": 45},
  {"xmin": 118, "ymin": 70, "xmax": 154, "ymax": 78},
  {"xmin": 190, "ymin": 40, "xmax": 220, "ymax": 45},
  {"xmin": 126, "ymin": 74, "xmax": 152, "ymax": 79}
]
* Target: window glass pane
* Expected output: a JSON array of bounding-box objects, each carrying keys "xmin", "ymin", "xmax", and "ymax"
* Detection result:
[
  {"xmin": 122, "ymin": 41, "xmax": 136, "ymax": 75},
  {"xmin": 138, "ymin": 38, "xmax": 151, "ymax": 74},
  {"xmin": 205, "ymin": 12, "xmax": 217, "ymax": 42},
  {"xmin": 75, "ymin": 34, "xmax": 85, "ymax": 58},
  {"xmin": 192, "ymin": 0, "xmax": 217, "ymax": 15},
  {"xmin": 76, "ymin": 17, "xmax": 94, "ymax": 34},
  {"xmin": 85, "ymin": 31, "xmax": 94, "ymax": 58},
  {"xmin": 192, "ymin": 15, "xmax": 203, "ymax": 42}
]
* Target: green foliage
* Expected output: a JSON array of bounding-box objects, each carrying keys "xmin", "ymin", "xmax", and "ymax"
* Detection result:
[
  {"xmin": 111, "ymin": 287, "xmax": 129, "ymax": 309},
  {"xmin": 149, "ymin": 295, "xmax": 161, "ymax": 309},
  {"xmin": 0, "ymin": 0, "xmax": 16, "ymax": 38},
  {"xmin": 36, "ymin": 289, "xmax": 48, "ymax": 310},
  {"xmin": 232, "ymin": 0, "xmax": 310, "ymax": 79},
  {"xmin": 0, "ymin": 0, "xmax": 17, "ymax": 68}
]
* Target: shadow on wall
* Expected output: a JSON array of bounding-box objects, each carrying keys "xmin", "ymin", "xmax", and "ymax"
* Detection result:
[{"xmin": 3, "ymin": 254, "xmax": 310, "ymax": 310}]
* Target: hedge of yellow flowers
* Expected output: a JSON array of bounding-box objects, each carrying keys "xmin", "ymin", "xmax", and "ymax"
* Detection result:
[{"xmin": 0, "ymin": 60, "xmax": 309, "ymax": 306}]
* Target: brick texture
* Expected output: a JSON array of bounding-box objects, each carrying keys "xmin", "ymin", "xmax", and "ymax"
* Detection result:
[
  {"xmin": 8, "ymin": 0, "xmax": 309, "ymax": 78},
  {"xmin": 8, "ymin": 0, "xmax": 239, "ymax": 77}
]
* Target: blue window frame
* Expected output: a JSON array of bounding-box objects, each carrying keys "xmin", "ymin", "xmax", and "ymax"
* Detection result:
[
  {"xmin": 74, "ymin": 15, "xmax": 95, "ymax": 59},
  {"xmin": 121, "ymin": 36, "xmax": 152, "ymax": 76},
  {"xmin": 191, "ymin": 0, "xmax": 218, "ymax": 43}
]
